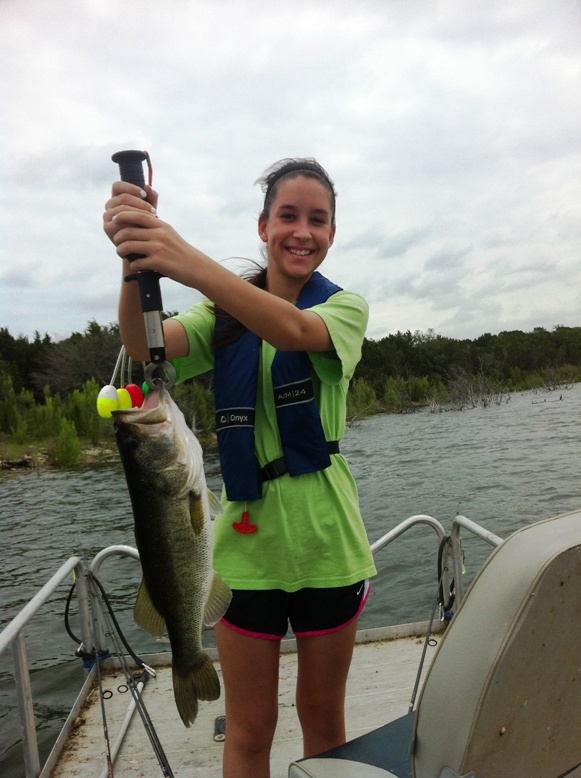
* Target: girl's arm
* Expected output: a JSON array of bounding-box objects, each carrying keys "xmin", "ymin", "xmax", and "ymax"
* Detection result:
[{"xmin": 107, "ymin": 193, "xmax": 333, "ymax": 355}]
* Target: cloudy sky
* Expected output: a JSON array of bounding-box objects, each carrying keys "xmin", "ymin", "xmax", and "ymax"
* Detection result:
[{"xmin": 1, "ymin": 0, "xmax": 580, "ymax": 344}]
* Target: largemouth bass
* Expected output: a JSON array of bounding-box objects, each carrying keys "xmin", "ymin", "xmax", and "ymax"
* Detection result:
[{"xmin": 113, "ymin": 386, "xmax": 231, "ymax": 727}]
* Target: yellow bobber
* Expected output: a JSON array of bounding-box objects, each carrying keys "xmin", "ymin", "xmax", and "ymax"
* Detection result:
[
  {"xmin": 97, "ymin": 385, "xmax": 120, "ymax": 419},
  {"xmin": 116, "ymin": 388, "xmax": 133, "ymax": 410}
]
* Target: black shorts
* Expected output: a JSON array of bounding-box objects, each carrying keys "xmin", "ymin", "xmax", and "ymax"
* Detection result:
[{"xmin": 220, "ymin": 580, "xmax": 370, "ymax": 640}]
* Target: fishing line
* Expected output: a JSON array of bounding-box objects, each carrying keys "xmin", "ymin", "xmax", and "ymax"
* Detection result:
[
  {"xmin": 64, "ymin": 575, "xmax": 142, "ymax": 668},
  {"xmin": 89, "ymin": 579, "xmax": 115, "ymax": 778},
  {"xmin": 86, "ymin": 573, "xmax": 175, "ymax": 778},
  {"xmin": 408, "ymin": 594, "xmax": 440, "ymax": 715},
  {"xmin": 408, "ymin": 536, "xmax": 455, "ymax": 713},
  {"xmin": 88, "ymin": 575, "xmax": 168, "ymax": 775},
  {"xmin": 64, "ymin": 570, "xmax": 174, "ymax": 776},
  {"xmin": 64, "ymin": 579, "xmax": 82, "ymax": 646}
]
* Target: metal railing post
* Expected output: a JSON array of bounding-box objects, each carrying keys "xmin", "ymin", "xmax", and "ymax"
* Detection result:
[
  {"xmin": 13, "ymin": 633, "xmax": 41, "ymax": 778},
  {"xmin": 72, "ymin": 561, "xmax": 94, "ymax": 656},
  {"xmin": 88, "ymin": 545, "xmax": 141, "ymax": 655},
  {"xmin": 370, "ymin": 514, "xmax": 446, "ymax": 554},
  {"xmin": 451, "ymin": 514, "xmax": 504, "ymax": 605},
  {"xmin": 370, "ymin": 514, "xmax": 452, "ymax": 614},
  {"xmin": 450, "ymin": 526, "xmax": 466, "ymax": 605}
]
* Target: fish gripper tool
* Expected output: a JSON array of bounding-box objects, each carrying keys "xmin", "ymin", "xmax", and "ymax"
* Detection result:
[{"xmin": 112, "ymin": 149, "xmax": 176, "ymax": 390}]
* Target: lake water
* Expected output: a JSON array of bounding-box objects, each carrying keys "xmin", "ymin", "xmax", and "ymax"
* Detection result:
[{"xmin": 1, "ymin": 384, "xmax": 580, "ymax": 775}]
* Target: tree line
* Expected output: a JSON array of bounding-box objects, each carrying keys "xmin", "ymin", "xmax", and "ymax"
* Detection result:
[{"xmin": 1, "ymin": 320, "xmax": 580, "ymax": 467}]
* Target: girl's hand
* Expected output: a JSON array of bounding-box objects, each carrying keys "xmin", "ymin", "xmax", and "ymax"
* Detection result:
[
  {"xmin": 111, "ymin": 208, "xmax": 202, "ymax": 288},
  {"xmin": 103, "ymin": 181, "xmax": 158, "ymax": 245}
]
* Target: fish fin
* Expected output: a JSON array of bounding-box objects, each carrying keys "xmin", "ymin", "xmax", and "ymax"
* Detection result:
[
  {"xmin": 189, "ymin": 490, "xmax": 222, "ymax": 535},
  {"xmin": 189, "ymin": 492, "xmax": 205, "ymax": 535},
  {"xmin": 134, "ymin": 579, "xmax": 166, "ymax": 639},
  {"xmin": 203, "ymin": 572, "xmax": 232, "ymax": 627},
  {"xmin": 207, "ymin": 488, "xmax": 223, "ymax": 516},
  {"xmin": 172, "ymin": 652, "xmax": 221, "ymax": 727}
]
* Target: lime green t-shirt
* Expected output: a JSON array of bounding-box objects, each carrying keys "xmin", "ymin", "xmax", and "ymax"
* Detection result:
[{"xmin": 172, "ymin": 290, "xmax": 377, "ymax": 591}]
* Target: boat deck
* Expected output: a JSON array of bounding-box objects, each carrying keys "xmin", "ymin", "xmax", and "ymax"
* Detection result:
[{"xmin": 51, "ymin": 625, "xmax": 438, "ymax": 778}]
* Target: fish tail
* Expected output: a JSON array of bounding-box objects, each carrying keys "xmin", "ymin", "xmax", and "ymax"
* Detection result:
[{"xmin": 173, "ymin": 652, "xmax": 221, "ymax": 727}]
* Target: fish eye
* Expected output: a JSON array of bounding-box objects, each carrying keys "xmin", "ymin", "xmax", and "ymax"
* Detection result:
[
  {"xmin": 115, "ymin": 425, "xmax": 139, "ymax": 449},
  {"xmin": 125, "ymin": 435, "xmax": 139, "ymax": 449}
]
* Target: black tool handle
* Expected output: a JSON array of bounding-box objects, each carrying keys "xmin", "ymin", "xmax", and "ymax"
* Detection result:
[
  {"xmin": 111, "ymin": 149, "xmax": 147, "ymax": 188},
  {"xmin": 112, "ymin": 150, "xmax": 163, "ymax": 310},
  {"xmin": 112, "ymin": 150, "xmax": 166, "ymax": 367},
  {"xmin": 112, "ymin": 150, "xmax": 148, "ymax": 262}
]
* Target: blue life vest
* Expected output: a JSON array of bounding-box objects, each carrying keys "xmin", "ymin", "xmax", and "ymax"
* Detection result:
[{"xmin": 214, "ymin": 271, "xmax": 342, "ymax": 501}]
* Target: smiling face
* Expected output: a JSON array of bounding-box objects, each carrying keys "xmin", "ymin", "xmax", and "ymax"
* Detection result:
[{"xmin": 258, "ymin": 175, "xmax": 336, "ymax": 297}]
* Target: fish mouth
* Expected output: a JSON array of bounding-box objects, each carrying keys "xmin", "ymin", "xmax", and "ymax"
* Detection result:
[
  {"xmin": 143, "ymin": 388, "xmax": 162, "ymax": 410},
  {"xmin": 112, "ymin": 387, "xmax": 169, "ymax": 425}
]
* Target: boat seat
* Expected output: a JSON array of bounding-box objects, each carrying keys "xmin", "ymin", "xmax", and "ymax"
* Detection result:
[
  {"xmin": 289, "ymin": 759, "xmax": 399, "ymax": 778},
  {"xmin": 289, "ymin": 712, "xmax": 414, "ymax": 777},
  {"xmin": 289, "ymin": 508, "xmax": 581, "ymax": 778}
]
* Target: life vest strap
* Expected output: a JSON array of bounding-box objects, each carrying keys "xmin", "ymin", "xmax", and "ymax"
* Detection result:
[{"xmin": 260, "ymin": 441, "xmax": 340, "ymax": 483}]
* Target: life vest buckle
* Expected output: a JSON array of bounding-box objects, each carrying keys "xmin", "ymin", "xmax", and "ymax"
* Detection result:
[{"xmin": 260, "ymin": 441, "xmax": 340, "ymax": 483}]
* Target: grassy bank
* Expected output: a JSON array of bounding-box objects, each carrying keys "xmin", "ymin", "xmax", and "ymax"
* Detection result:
[{"xmin": 2, "ymin": 370, "xmax": 578, "ymax": 473}]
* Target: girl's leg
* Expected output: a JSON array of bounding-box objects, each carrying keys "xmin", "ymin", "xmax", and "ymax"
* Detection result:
[
  {"xmin": 295, "ymin": 618, "xmax": 358, "ymax": 758},
  {"xmin": 215, "ymin": 621, "xmax": 281, "ymax": 778}
]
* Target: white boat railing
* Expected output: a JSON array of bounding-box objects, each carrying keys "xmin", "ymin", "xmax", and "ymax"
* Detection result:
[
  {"xmin": 451, "ymin": 514, "xmax": 503, "ymax": 602},
  {"xmin": 88, "ymin": 544, "xmax": 141, "ymax": 651},
  {"xmin": 369, "ymin": 513, "xmax": 452, "ymax": 612},
  {"xmin": 0, "ymin": 556, "xmax": 92, "ymax": 778},
  {"xmin": 0, "ymin": 513, "xmax": 506, "ymax": 778},
  {"xmin": 370, "ymin": 513, "xmax": 446, "ymax": 553}
]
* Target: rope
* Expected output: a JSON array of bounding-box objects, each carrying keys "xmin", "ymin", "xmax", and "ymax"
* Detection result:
[{"xmin": 109, "ymin": 347, "xmax": 125, "ymax": 387}]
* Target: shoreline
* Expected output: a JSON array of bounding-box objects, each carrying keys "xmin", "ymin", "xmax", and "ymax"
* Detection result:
[
  {"xmin": 0, "ymin": 436, "xmax": 219, "ymax": 475},
  {"xmin": 0, "ymin": 444, "xmax": 120, "ymax": 475}
]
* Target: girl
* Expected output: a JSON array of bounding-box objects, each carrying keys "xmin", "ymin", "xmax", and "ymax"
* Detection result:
[{"xmin": 104, "ymin": 158, "xmax": 376, "ymax": 778}]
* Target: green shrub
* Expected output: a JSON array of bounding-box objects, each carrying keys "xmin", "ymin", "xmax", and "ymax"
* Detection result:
[
  {"xmin": 347, "ymin": 378, "xmax": 377, "ymax": 420},
  {"xmin": 47, "ymin": 418, "xmax": 81, "ymax": 468}
]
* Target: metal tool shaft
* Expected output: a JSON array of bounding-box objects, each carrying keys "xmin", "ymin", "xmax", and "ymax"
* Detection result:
[{"xmin": 112, "ymin": 150, "xmax": 175, "ymax": 388}]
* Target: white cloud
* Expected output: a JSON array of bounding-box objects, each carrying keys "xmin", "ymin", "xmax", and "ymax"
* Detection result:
[{"xmin": 1, "ymin": 0, "xmax": 580, "ymax": 343}]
